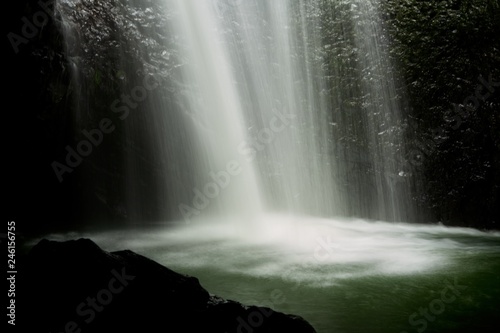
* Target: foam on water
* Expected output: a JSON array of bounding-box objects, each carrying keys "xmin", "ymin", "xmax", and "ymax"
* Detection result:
[{"xmin": 38, "ymin": 214, "xmax": 500, "ymax": 287}]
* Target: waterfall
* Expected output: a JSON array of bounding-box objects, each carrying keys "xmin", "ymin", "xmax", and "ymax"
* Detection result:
[
  {"xmin": 349, "ymin": 0, "xmax": 415, "ymax": 221},
  {"xmin": 168, "ymin": 0, "xmax": 264, "ymax": 222},
  {"xmin": 167, "ymin": 0, "xmax": 345, "ymax": 220},
  {"xmin": 56, "ymin": 0, "xmax": 416, "ymax": 224}
]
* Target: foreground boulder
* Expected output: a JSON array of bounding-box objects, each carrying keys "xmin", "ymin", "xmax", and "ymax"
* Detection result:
[{"xmin": 18, "ymin": 238, "xmax": 316, "ymax": 333}]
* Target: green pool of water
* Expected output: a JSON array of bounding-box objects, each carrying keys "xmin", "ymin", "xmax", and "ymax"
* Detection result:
[{"xmin": 35, "ymin": 215, "xmax": 500, "ymax": 333}]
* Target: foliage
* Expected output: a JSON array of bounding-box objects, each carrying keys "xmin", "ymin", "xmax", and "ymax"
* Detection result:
[
  {"xmin": 380, "ymin": 0, "xmax": 500, "ymax": 228},
  {"xmin": 308, "ymin": 0, "xmax": 499, "ymax": 227}
]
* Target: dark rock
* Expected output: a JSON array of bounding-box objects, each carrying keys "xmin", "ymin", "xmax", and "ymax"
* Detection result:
[{"xmin": 18, "ymin": 238, "xmax": 316, "ymax": 333}]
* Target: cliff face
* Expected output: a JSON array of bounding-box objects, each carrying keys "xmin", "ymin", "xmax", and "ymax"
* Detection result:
[
  {"xmin": 7, "ymin": 0, "xmax": 185, "ymax": 233},
  {"xmin": 7, "ymin": 0, "xmax": 499, "ymax": 233},
  {"xmin": 18, "ymin": 238, "xmax": 316, "ymax": 332},
  {"xmin": 7, "ymin": 0, "xmax": 77, "ymax": 233}
]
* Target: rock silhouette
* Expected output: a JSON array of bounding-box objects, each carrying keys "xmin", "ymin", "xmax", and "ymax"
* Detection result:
[{"xmin": 18, "ymin": 238, "xmax": 316, "ymax": 333}]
